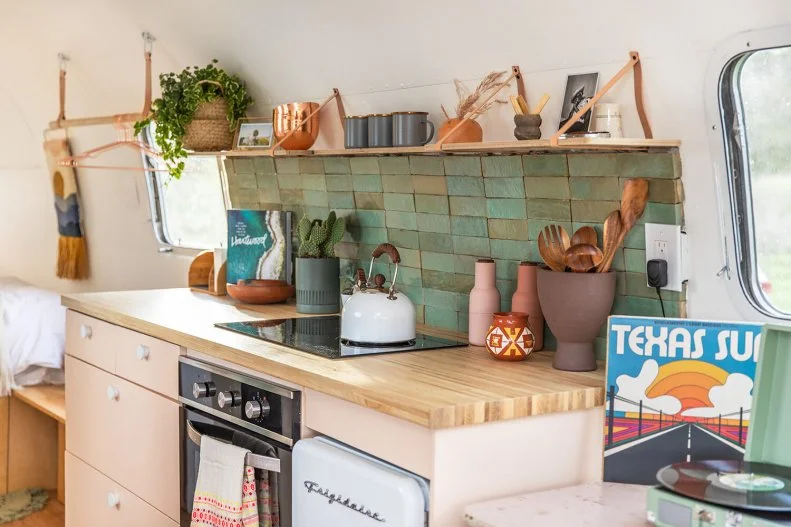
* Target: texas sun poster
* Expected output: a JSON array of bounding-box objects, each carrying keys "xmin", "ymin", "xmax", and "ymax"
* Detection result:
[{"xmin": 603, "ymin": 316, "xmax": 763, "ymax": 484}]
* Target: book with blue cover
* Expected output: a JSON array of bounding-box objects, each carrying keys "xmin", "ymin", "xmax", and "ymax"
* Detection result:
[{"xmin": 226, "ymin": 210, "xmax": 292, "ymax": 285}]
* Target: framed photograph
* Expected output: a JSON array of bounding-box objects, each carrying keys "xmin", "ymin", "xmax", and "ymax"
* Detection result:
[
  {"xmin": 558, "ymin": 73, "xmax": 600, "ymax": 133},
  {"xmin": 233, "ymin": 118, "xmax": 274, "ymax": 149}
]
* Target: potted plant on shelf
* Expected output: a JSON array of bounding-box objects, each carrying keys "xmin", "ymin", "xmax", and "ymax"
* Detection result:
[
  {"xmin": 135, "ymin": 60, "xmax": 253, "ymax": 179},
  {"xmin": 536, "ymin": 178, "xmax": 649, "ymax": 372},
  {"xmin": 296, "ymin": 211, "xmax": 346, "ymax": 314},
  {"xmin": 438, "ymin": 70, "xmax": 510, "ymax": 144}
]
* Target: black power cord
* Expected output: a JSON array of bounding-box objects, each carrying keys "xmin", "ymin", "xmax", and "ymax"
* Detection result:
[{"xmin": 647, "ymin": 259, "xmax": 669, "ymax": 318}]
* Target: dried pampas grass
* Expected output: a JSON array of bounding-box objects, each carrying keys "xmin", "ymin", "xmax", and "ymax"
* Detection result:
[{"xmin": 452, "ymin": 70, "xmax": 511, "ymax": 120}]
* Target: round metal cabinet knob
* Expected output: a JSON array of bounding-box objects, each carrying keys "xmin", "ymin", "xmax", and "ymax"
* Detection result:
[
  {"xmin": 244, "ymin": 398, "xmax": 271, "ymax": 420},
  {"xmin": 217, "ymin": 390, "xmax": 240, "ymax": 409},
  {"xmin": 80, "ymin": 324, "xmax": 92, "ymax": 339},
  {"xmin": 136, "ymin": 345, "xmax": 150, "ymax": 361},
  {"xmin": 192, "ymin": 382, "xmax": 216, "ymax": 399},
  {"xmin": 106, "ymin": 385, "xmax": 120, "ymax": 401}
]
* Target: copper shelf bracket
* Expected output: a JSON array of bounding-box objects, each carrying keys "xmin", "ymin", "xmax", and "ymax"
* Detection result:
[{"xmin": 550, "ymin": 50, "xmax": 653, "ymax": 146}]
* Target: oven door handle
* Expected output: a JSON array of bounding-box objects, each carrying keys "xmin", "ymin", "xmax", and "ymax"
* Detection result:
[{"xmin": 186, "ymin": 420, "xmax": 281, "ymax": 473}]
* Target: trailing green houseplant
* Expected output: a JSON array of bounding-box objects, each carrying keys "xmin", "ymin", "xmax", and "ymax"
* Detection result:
[
  {"xmin": 295, "ymin": 211, "xmax": 346, "ymax": 314},
  {"xmin": 135, "ymin": 60, "xmax": 253, "ymax": 179}
]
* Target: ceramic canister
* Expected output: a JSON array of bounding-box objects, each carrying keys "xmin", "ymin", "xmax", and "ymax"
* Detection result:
[
  {"xmin": 511, "ymin": 262, "xmax": 544, "ymax": 350},
  {"xmin": 485, "ymin": 312, "xmax": 535, "ymax": 361},
  {"xmin": 592, "ymin": 103, "xmax": 623, "ymax": 138},
  {"xmin": 468, "ymin": 259, "xmax": 500, "ymax": 346}
]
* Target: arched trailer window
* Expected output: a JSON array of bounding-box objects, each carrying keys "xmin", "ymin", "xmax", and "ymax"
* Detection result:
[
  {"xmin": 141, "ymin": 124, "xmax": 228, "ymax": 249},
  {"xmin": 718, "ymin": 41, "xmax": 791, "ymax": 318}
]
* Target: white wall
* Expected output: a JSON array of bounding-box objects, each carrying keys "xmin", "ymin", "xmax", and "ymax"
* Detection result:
[{"xmin": 1, "ymin": 0, "xmax": 789, "ymax": 319}]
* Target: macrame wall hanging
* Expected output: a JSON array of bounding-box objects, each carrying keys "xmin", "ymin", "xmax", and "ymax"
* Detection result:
[{"xmin": 44, "ymin": 137, "xmax": 88, "ymax": 279}]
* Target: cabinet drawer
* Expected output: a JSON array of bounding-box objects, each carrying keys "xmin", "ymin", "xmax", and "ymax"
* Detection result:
[
  {"xmin": 65, "ymin": 355, "xmax": 120, "ymax": 478},
  {"xmin": 66, "ymin": 355, "xmax": 181, "ymax": 521},
  {"xmin": 66, "ymin": 311, "xmax": 116, "ymax": 373},
  {"xmin": 115, "ymin": 327, "xmax": 180, "ymax": 398},
  {"xmin": 66, "ymin": 452, "xmax": 178, "ymax": 527}
]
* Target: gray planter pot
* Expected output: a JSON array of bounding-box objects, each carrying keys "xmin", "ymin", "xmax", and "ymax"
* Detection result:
[
  {"xmin": 296, "ymin": 257, "xmax": 341, "ymax": 314},
  {"xmin": 536, "ymin": 266, "xmax": 616, "ymax": 372}
]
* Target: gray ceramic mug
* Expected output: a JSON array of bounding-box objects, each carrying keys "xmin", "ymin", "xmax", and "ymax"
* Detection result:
[
  {"xmin": 345, "ymin": 116, "xmax": 368, "ymax": 149},
  {"xmin": 392, "ymin": 112, "xmax": 435, "ymax": 147},
  {"xmin": 367, "ymin": 114, "xmax": 393, "ymax": 147}
]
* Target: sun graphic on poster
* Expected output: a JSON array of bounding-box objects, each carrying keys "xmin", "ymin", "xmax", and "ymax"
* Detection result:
[{"xmin": 645, "ymin": 360, "xmax": 729, "ymax": 413}]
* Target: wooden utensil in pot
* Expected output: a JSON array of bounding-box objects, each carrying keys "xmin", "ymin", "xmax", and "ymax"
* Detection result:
[
  {"xmin": 565, "ymin": 244, "xmax": 604, "ymax": 273},
  {"xmin": 571, "ymin": 226, "xmax": 598, "ymax": 248},
  {"xmin": 538, "ymin": 230, "xmax": 565, "ymax": 272},
  {"xmin": 620, "ymin": 178, "xmax": 649, "ymax": 232},
  {"xmin": 597, "ymin": 210, "xmax": 623, "ymax": 272}
]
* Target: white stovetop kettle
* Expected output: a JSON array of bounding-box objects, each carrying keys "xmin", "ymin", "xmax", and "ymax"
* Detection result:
[{"xmin": 340, "ymin": 243, "xmax": 416, "ymax": 345}]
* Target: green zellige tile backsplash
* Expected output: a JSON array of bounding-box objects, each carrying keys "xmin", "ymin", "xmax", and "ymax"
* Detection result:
[{"xmin": 225, "ymin": 150, "xmax": 685, "ymax": 360}]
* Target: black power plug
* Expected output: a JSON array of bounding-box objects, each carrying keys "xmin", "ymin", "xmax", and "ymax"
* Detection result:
[{"xmin": 647, "ymin": 259, "xmax": 668, "ymax": 317}]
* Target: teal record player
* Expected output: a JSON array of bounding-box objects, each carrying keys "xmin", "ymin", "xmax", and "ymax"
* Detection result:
[{"xmin": 647, "ymin": 325, "xmax": 791, "ymax": 527}]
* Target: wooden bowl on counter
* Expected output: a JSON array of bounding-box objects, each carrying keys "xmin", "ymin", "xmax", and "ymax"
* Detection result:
[
  {"xmin": 273, "ymin": 102, "xmax": 320, "ymax": 150},
  {"xmin": 226, "ymin": 279, "xmax": 295, "ymax": 305}
]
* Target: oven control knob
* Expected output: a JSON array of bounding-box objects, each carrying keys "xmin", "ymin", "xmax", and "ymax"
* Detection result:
[
  {"xmin": 192, "ymin": 382, "xmax": 216, "ymax": 399},
  {"xmin": 244, "ymin": 398, "xmax": 271, "ymax": 420},
  {"xmin": 217, "ymin": 390, "xmax": 240, "ymax": 409}
]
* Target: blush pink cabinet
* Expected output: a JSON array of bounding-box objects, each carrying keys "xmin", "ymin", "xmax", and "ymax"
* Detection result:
[
  {"xmin": 66, "ymin": 452, "xmax": 178, "ymax": 527},
  {"xmin": 65, "ymin": 311, "xmax": 182, "ymax": 526}
]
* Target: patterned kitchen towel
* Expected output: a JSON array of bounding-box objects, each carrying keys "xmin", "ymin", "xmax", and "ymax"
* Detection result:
[
  {"xmin": 232, "ymin": 432, "xmax": 280, "ymax": 527},
  {"xmin": 191, "ymin": 436, "xmax": 259, "ymax": 527}
]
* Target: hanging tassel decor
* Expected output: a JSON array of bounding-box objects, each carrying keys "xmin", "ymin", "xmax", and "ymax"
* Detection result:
[{"xmin": 43, "ymin": 138, "xmax": 89, "ymax": 279}]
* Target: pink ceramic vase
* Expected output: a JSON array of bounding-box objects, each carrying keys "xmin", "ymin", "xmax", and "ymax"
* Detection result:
[
  {"xmin": 468, "ymin": 259, "xmax": 500, "ymax": 346},
  {"xmin": 511, "ymin": 262, "xmax": 544, "ymax": 351}
]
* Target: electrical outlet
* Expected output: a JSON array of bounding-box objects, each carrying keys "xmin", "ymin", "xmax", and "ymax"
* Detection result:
[{"xmin": 644, "ymin": 223, "xmax": 686, "ymax": 292}]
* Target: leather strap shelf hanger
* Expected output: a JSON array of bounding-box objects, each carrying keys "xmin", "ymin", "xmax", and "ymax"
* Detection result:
[
  {"xmin": 49, "ymin": 32, "xmax": 155, "ymax": 131},
  {"xmin": 550, "ymin": 50, "xmax": 653, "ymax": 146}
]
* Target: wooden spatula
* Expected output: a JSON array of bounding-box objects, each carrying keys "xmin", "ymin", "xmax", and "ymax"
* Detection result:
[
  {"xmin": 565, "ymin": 244, "xmax": 604, "ymax": 273},
  {"xmin": 571, "ymin": 226, "xmax": 598, "ymax": 248},
  {"xmin": 538, "ymin": 229, "xmax": 565, "ymax": 272},
  {"xmin": 597, "ymin": 210, "xmax": 623, "ymax": 273},
  {"xmin": 620, "ymin": 178, "xmax": 649, "ymax": 232}
]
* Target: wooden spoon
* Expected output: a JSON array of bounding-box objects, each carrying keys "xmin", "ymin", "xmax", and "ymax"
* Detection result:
[
  {"xmin": 538, "ymin": 230, "xmax": 565, "ymax": 272},
  {"xmin": 620, "ymin": 178, "xmax": 649, "ymax": 232},
  {"xmin": 597, "ymin": 210, "xmax": 623, "ymax": 273},
  {"xmin": 571, "ymin": 226, "xmax": 598, "ymax": 248},
  {"xmin": 565, "ymin": 244, "xmax": 604, "ymax": 273}
]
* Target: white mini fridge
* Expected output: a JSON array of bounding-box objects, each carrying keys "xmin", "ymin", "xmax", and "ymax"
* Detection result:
[{"xmin": 293, "ymin": 436, "xmax": 429, "ymax": 526}]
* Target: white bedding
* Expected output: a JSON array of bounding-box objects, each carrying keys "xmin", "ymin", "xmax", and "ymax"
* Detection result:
[{"xmin": 0, "ymin": 277, "xmax": 66, "ymax": 396}]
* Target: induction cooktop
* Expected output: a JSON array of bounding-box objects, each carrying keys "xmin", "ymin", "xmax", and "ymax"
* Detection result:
[{"xmin": 215, "ymin": 316, "xmax": 467, "ymax": 359}]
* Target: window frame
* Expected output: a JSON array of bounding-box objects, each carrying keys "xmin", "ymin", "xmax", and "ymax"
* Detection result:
[
  {"xmin": 708, "ymin": 25, "xmax": 791, "ymax": 322},
  {"xmin": 140, "ymin": 126, "xmax": 230, "ymax": 250}
]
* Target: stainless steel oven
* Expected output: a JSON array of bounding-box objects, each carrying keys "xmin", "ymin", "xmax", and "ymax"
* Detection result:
[{"xmin": 179, "ymin": 356, "xmax": 300, "ymax": 527}]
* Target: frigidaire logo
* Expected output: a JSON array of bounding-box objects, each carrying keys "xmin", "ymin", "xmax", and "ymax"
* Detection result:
[{"xmin": 304, "ymin": 481, "xmax": 386, "ymax": 522}]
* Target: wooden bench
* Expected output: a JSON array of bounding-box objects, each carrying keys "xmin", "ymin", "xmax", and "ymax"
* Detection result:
[{"xmin": 1, "ymin": 386, "xmax": 66, "ymax": 503}]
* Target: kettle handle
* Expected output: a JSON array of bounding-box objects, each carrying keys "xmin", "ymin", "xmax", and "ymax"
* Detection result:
[{"xmin": 371, "ymin": 243, "xmax": 401, "ymax": 264}]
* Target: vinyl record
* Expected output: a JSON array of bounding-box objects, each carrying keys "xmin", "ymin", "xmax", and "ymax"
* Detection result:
[{"xmin": 657, "ymin": 459, "xmax": 791, "ymax": 512}]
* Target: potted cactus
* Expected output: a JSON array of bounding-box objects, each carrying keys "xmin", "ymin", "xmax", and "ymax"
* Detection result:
[{"xmin": 296, "ymin": 211, "xmax": 346, "ymax": 314}]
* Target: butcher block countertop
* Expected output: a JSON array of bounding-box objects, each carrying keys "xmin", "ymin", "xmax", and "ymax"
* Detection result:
[{"xmin": 62, "ymin": 288, "xmax": 605, "ymax": 429}]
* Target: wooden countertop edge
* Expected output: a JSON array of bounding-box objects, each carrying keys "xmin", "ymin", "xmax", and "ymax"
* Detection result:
[{"xmin": 62, "ymin": 295, "xmax": 606, "ymax": 429}]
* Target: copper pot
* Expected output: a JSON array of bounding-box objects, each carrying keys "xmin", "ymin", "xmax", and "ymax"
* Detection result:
[{"xmin": 273, "ymin": 102, "xmax": 320, "ymax": 150}]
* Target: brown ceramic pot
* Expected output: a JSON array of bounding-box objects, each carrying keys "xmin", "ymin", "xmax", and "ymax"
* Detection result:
[
  {"xmin": 438, "ymin": 118, "xmax": 483, "ymax": 144},
  {"xmin": 485, "ymin": 312, "xmax": 535, "ymax": 361},
  {"xmin": 536, "ymin": 267, "xmax": 616, "ymax": 371}
]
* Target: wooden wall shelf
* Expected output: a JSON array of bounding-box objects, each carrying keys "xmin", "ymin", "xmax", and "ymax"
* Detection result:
[{"xmin": 192, "ymin": 138, "xmax": 680, "ymax": 159}]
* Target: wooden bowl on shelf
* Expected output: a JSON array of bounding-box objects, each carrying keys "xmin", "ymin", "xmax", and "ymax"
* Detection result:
[{"xmin": 226, "ymin": 279, "xmax": 295, "ymax": 305}]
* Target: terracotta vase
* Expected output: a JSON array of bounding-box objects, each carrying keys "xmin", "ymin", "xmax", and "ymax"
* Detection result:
[
  {"xmin": 438, "ymin": 118, "xmax": 483, "ymax": 144},
  {"xmin": 485, "ymin": 312, "xmax": 535, "ymax": 361},
  {"xmin": 536, "ymin": 267, "xmax": 616, "ymax": 372},
  {"xmin": 468, "ymin": 259, "xmax": 500, "ymax": 346},
  {"xmin": 511, "ymin": 262, "xmax": 544, "ymax": 351}
]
